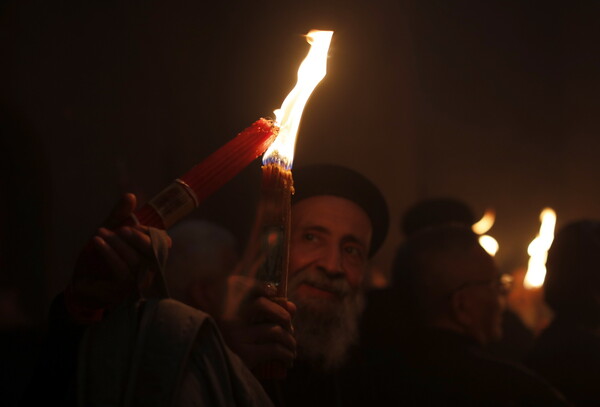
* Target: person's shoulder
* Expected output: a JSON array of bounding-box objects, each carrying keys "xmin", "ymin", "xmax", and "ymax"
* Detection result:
[{"xmin": 474, "ymin": 348, "xmax": 570, "ymax": 406}]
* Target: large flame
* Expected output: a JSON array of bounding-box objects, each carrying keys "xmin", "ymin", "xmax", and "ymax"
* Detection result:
[
  {"xmin": 523, "ymin": 208, "xmax": 557, "ymax": 289},
  {"xmin": 263, "ymin": 30, "xmax": 334, "ymax": 169},
  {"xmin": 472, "ymin": 209, "xmax": 499, "ymax": 256}
]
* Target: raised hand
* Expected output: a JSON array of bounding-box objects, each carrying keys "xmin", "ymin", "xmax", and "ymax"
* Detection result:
[{"xmin": 66, "ymin": 193, "xmax": 170, "ymax": 322}]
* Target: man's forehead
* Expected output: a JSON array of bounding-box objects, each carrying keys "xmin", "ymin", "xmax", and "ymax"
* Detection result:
[{"xmin": 292, "ymin": 196, "xmax": 373, "ymax": 236}]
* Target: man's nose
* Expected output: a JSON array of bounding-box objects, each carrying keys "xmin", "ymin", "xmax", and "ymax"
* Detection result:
[{"xmin": 317, "ymin": 247, "xmax": 345, "ymax": 277}]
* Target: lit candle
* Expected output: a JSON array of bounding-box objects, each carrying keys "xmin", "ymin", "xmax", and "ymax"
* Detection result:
[
  {"xmin": 245, "ymin": 29, "xmax": 333, "ymax": 379},
  {"xmin": 524, "ymin": 208, "xmax": 557, "ymax": 289}
]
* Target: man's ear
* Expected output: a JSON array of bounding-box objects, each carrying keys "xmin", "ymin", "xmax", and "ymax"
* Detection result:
[{"xmin": 451, "ymin": 290, "xmax": 473, "ymax": 327}]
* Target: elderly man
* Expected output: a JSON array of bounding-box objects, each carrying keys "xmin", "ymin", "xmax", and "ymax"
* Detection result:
[
  {"xmin": 353, "ymin": 225, "xmax": 569, "ymax": 406},
  {"xmin": 204, "ymin": 164, "xmax": 389, "ymax": 406}
]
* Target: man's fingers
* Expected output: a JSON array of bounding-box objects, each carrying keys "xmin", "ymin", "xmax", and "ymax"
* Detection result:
[
  {"xmin": 115, "ymin": 226, "xmax": 154, "ymax": 258},
  {"xmin": 283, "ymin": 300, "xmax": 297, "ymax": 319},
  {"xmin": 249, "ymin": 296, "xmax": 294, "ymax": 333},
  {"xmin": 98, "ymin": 228, "xmax": 143, "ymax": 269},
  {"xmin": 92, "ymin": 235, "xmax": 131, "ymax": 280},
  {"xmin": 104, "ymin": 193, "xmax": 137, "ymax": 229}
]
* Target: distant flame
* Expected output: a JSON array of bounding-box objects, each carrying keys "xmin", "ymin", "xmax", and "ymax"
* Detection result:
[
  {"xmin": 472, "ymin": 209, "xmax": 499, "ymax": 256},
  {"xmin": 479, "ymin": 235, "xmax": 499, "ymax": 256},
  {"xmin": 263, "ymin": 30, "xmax": 334, "ymax": 169},
  {"xmin": 523, "ymin": 208, "xmax": 557, "ymax": 289},
  {"xmin": 472, "ymin": 209, "xmax": 495, "ymax": 235}
]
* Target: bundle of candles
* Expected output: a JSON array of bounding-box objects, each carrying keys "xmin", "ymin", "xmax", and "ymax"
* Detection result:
[{"xmin": 132, "ymin": 118, "xmax": 278, "ymax": 229}]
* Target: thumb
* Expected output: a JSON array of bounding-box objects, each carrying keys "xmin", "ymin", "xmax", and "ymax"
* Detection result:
[{"xmin": 103, "ymin": 193, "xmax": 137, "ymax": 229}]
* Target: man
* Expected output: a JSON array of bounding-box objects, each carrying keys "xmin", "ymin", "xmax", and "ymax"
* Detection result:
[
  {"xmin": 206, "ymin": 164, "xmax": 389, "ymax": 406},
  {"xmin": 353, "ymin": 225, "xmax": 568, "ymax": 406}
]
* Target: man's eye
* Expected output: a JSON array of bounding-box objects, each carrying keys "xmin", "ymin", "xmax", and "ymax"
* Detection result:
[
  {"xmin": 304, "ymin": 233, "xmax": 317, "ymax": 242},
  {"xmin": 343, "ymin": 245, "xmax": 363, "ymax": 258}
]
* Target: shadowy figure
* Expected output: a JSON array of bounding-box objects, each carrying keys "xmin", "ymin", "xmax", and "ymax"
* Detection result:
[
  {"xmin": 165, "ymin": 219, "xmax": 239, "ymax": 309},
  {"xmin": 353, "ymin": 225, "xmax": 568, "ymax": 406},
  {"xmin": 360, "ymin": 198, "xmax": 477, "ymax": 351},
  {"xmin": 361, "ymin": 197, "xmax": 534, "ymax": 362},
  {"xmin": 525, "ymin": 220, "xmax": 600, "ymax": 406}
]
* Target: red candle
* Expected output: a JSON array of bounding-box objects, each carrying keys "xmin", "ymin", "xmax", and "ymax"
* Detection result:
[
  {"xmin": 134, "ymin": 118, "xmax": 278, "ymax": 229},
  {"xmin": 66, "ymin": 118, "xmax": 278, "ymax": 323}
]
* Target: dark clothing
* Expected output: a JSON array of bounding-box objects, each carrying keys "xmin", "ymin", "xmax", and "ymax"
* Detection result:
[
  {"xmin": 526, "ymin": 316, "xmax": 600, "ymax": 406},
  {"xmin": 487, "ymin": 309, "xmax": 535, "ymax": 362},
  {"xmin": 351, "ymin": 328, "xmax": 569, "ymax": 406},
  {"xmin": 20, "ymin": 295, "xmax": 273, "ymax": 407},
  {"xmin": 19, "ymin": 294, "xmax": 85, "ymax": 406},
  {"xmin": 262, "ymin": 361, "xmax": 351, "ymax": 407}
]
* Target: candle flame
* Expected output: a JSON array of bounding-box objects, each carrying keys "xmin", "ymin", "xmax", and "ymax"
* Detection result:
[
  {"xmin": 472, "ymin": 209, "xmax": 495, "ymax": 235},
  {"xmin": 472, "ymin": 208, "xmax": 498, "ymax": 256},
  {"xmin": 523, "ymin": 208, "xmax": 557, "ymax": 289},
  {"xmin": 263, "ymin": 30, "xmax": 334, "ymax": 169},
  {"xmin": 479, "ymin": 235, "xmax": 499, "ymax": 256}
]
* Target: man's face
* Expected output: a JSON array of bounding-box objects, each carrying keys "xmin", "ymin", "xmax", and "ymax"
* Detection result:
[
  {"xmin": 287, "ymin": 195, "xmax": 373, "ymax": 369},
  {"xmin": 288, "ymin": 195, "xmax": 372, "ymax": 304},
  {"xmin": 457, "ymin": 248, "xmax": 508, "ymax": 344}
]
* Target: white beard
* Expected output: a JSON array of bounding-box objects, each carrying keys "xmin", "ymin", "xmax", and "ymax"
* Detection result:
[{"xmin": 288, "ymin": 269, "xmax": 366, "ymax": 371}]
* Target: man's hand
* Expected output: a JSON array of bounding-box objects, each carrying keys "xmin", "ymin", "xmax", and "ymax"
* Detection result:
[
  {"xmin": 203, "ymin": 275, "xmax": 297, "ymax": 370},
  {"xmin": 67, "ymin": 193, "xmax": 170, "ymax": 320}
]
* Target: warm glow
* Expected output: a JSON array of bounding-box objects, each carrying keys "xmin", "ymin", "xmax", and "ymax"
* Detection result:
[
  {"xmin": 479, "ymin": 235, "xmax": 499, "ymax": 256},
  {"xmin": 472, "ymin": 209, "xmax": 496, "ymax": 235},
  {"xmin": 523, "ymin": 208, "xmax": 557, "ymax": 289},
  {"xmin": 263, "ymin": 30, "xmax": 334, "ymax": 168},
  {"xmin": 472, "ymin": 208, "xmax": 498, "ymax": 256}
]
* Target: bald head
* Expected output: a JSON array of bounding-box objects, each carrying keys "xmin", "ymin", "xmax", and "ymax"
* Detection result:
[{"xmin": 400, "ymin": 225, "xmax": 506, "ymax": 344}]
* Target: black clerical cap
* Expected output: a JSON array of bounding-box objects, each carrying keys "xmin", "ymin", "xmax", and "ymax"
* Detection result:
[
  {"xmin": 292, "ymin": 164, "xmax": 389, "ymax": 258},
  {"xmin": 401, "ymin": 198, "xmax": 475, "ymax": 237}
]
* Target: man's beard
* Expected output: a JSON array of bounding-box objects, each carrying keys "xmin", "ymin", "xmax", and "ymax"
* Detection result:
[{"xmin": 288, "ymin": 268, "xmax": 365, "ymax": 371}]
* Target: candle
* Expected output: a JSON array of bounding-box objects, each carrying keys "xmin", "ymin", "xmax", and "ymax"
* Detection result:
[
  {"xmin": 243, "ymin": 30, "xmax": 333, "ymax": 380},
  {"xmin": 254, "ymin": 163, "xmax": 294, "ymax": 299},
  {"xmin": 524, "ymin": 208, "xmax": 557, "ymax": 289},
  {"xmin": 134, "ymin": 118, "xmax": 278, "ymax": 229}
]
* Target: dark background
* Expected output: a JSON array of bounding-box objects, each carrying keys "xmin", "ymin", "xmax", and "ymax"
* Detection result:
[{"xmin": 1, "ymin": 0, "xmax": 599, "ymax": 330}]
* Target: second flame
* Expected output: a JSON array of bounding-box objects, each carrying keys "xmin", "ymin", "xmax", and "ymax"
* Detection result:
[{"xmin": 524, "ymin": 208, "xmax": 557, "ymax": 289}]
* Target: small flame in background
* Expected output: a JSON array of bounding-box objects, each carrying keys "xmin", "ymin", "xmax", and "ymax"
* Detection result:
[
  {"xmin": 263, "ymin": 30, "xmax": 334, "ymax": 169},
  {"xmin": 523, "ymin": 208, "xmax": 557, "ymax": 289},
  {"xmin": 472, "ymin": 209, "xmax": 499, "ymax": 256}
]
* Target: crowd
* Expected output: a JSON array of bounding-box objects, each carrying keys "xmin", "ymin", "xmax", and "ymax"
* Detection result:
[{"xmin": 15, "ymin": 162, "xmax": 600, "ymax": 406}]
